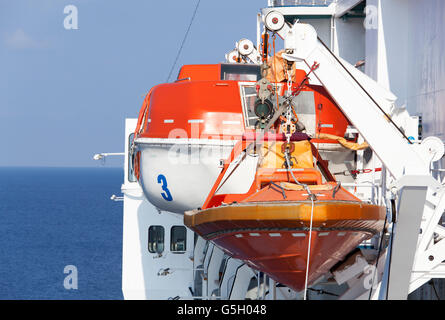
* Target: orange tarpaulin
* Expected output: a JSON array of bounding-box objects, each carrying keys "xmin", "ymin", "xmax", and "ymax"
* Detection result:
[
  {"xmin": 266, "ymin": 50, "xmax": 306, "ymax": 83},
  {"xmin": 316, "ymin": 133, "xmax": 369, "ymax": 151}
]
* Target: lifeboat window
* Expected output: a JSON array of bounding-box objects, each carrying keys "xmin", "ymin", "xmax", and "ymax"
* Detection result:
[
  {"xmin": 148, "ymin": 226, "xmax": 165, "ymax": 254},
  {"xmin": 221, "ymin": 64, "xmax": 261, "ymax": 81},
  {"xmin": 290, "ymin": 91, "xmax": 316, "ymax": 135},
  {"xmin": 128, "ymin": 133, "xmax": 137, "ymax": 182},
  {"xmin": 239, "ymin": 83, "xmax": 280, "ymax": 128},
  {"xmin": 170, "ymin": 226, "xmax": 187, "ymax": 252}
]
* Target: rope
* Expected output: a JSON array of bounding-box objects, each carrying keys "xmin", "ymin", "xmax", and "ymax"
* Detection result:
[
  {"xmin": 284, "ymin": 152, "xmax": 313, "ymax": 197},
  {"xmin": 317, "ymin": 36, "xmax": 413, "ymax": 145},
  {"xmin": 165, "ymin": 0, "xmax": 201, "ymax": 82},
  {"xmin": 303, "ymin": 196, "xmax": 315, "ymax": 300}
]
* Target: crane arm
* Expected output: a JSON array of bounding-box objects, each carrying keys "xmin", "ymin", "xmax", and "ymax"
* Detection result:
[{"xmin": 281, "ymin": 22, "xmax": 428, "ymax": 180}]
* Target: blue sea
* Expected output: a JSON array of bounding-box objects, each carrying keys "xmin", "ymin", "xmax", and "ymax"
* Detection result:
[{"xmin": 0, "ymin": 167, "xmax": 124, "ymax": 299}]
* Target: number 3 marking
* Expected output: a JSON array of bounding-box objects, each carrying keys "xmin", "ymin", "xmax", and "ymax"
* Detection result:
[{"xmin": 157, "ymin": 174, "xmax": 173, "ymax": 201}]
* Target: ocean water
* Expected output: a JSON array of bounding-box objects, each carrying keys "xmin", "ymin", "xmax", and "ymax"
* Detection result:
[{"xmin": 0, "ymin": 167, "xmax": 124, "ymax": 299}]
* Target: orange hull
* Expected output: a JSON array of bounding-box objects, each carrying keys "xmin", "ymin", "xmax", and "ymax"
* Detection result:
[{"xmin": 185, "ymin": 187, "xmax": 386, "ymax": 292}]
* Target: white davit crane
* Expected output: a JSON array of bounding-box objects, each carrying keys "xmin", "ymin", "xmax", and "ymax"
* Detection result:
[{"xmin": 262, "ymin": 12, "xmax": 445, "ymax": 300}]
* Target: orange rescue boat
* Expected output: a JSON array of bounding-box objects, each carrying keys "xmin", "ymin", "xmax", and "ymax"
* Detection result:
[{"xmin": 185, "ymin": 134, "xmax": 386, "ymax": 292}]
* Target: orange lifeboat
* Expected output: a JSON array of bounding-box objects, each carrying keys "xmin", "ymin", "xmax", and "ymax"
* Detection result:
[{"xmin": 184, "ymin": 133, "xmax": 386, "ymax": 292}]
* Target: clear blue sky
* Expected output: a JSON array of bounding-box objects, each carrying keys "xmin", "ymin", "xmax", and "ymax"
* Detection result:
[{"xmin": 0, "ymin": 0, "xmax": 262, "ymax": 167}]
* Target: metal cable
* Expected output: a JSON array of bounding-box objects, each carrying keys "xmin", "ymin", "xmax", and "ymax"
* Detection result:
[{"xmin": 166, "ymin": 0, "xmax": 202, "ymax": 82}]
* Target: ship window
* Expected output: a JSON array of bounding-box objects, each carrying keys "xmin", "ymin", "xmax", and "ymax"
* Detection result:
[
  {"xmin": 170, "ymin": 226, "xmax": 187, "ymax": 252},
  {"xmin": 128, "ymin": 133, "xmax": 137, "ymax": 182},
  {"xmin": 221, "ymin": 64, "xmax": 261, "ymax": 81},
  {"xmin": 148, "ymin": 226, "xmax": 165, "ymax": 254}
]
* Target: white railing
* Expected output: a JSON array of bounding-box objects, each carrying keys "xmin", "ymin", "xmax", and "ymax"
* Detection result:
[{"xmin": 268, "ymin": 0, "xmax": 335, "ymax": 6}]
